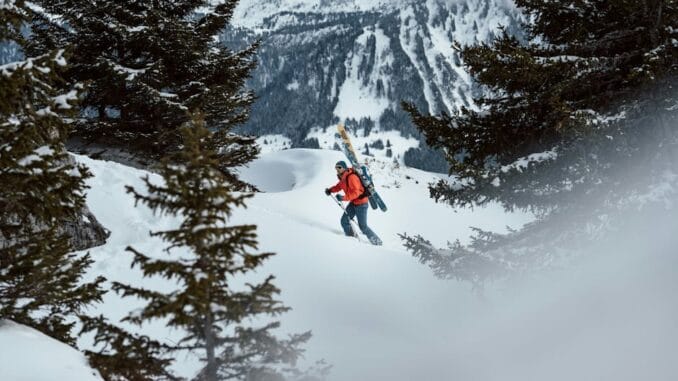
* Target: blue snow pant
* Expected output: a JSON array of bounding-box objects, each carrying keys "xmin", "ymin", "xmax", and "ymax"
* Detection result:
[{"xmin": 341, "ymin": 203, "xmax": 382, "ymax": 245}]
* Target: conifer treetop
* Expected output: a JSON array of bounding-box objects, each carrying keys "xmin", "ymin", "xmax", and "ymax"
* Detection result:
[
  {"xmin": 1, "ymin": 0, "xmax": 105, "ymax": 346},
  {"xmin": 114, "ymin": 115, "xmax": 308, "ymax": 380},
  {"xmin": 402, "ymin": 0, "xmax": 677, "ymax": 282},
  {"xmin": 28, "ymin": 0, "xmax": 259, "ymax": 161}
]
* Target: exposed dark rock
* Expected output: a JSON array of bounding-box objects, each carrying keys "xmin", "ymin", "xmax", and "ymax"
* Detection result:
[{"xmin": 61, "ymin": 205, "xmax": 110, "ymax": 251}]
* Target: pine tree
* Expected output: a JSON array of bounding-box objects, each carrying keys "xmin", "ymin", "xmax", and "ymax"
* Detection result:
[
  {"xmin": 78, "ymin": 315, "xmax": 176, "ymax": 381},
  {"xmin": 363, "ymin": 143, "xmax": 370, "ymax": 156},
  {"xmin": 28, "ymin": 0, "xmax": 260, "ymax": 186},
  {"xmin": 402, "ymin": 0, "xmax": 678, "ymax": 282},
  {"xmin": 0, "ymin": 0, "xmax": 105, "ymax": 345},
  {"xmin": 114, "ymin": 115, "xmax": 309, "ymax": 381}
]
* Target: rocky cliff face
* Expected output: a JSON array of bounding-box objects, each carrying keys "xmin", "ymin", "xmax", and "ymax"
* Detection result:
[
  {"xmin": 61, "ymin": 205, "xmax": 110, "ymax": 251},
  {"xmin": 225, "ymin": 0, "xmax": 523, "ymax": 169},
  {"xmin": 62, "ymin": 155, "xmax": 110, "ymax": 251},
  {"xmin": 0, "ymin": 203, "xmax": 109, "ymax": 252},
  {"xmin": 0, "ymin": 155, "xmax": 110, "ymax": 252}
]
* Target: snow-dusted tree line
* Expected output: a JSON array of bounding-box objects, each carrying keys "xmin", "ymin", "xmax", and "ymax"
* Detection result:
[{"xmin": 1, "ymin": 0, "xmax": 328, "ymax": 380}]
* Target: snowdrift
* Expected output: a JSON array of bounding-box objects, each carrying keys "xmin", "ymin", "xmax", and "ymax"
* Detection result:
[
  {"xmin": 0, "ymin": 320, "xmax": 103, "ymax": 381},
  {"xmin": 75, "ymin": 148, "xmax": 530, "ymax": 380},
  {"xmin": 9, "ymin": 149, "xmax": 675, "ymax": 381}
]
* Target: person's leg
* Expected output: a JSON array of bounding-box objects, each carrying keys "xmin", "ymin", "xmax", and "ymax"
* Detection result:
[
  {"xmin": 340, "ymin": 203, "xmax": 357, "ymax": 236},
  {"xmin": 354, "ymin": 204, "xmax": 382, "ymax": 245}
]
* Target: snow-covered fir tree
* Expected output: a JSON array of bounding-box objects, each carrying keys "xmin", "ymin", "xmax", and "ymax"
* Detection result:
[
  {"xmin": 78, "ymin": 313, "xmax": 175, "ymax": 380},
  {"xmin": 113, "ymin": 115, "xmax": 310, "ymax": 381},
  {"xmin": 0, "ymin": 0, "xmax": 105, "ymax": 345},
  {"xmin": 27, "ymin": 0, "xmax": 260, "ymax": 186},
  {"xmin": 402, "ymin": 0, "xmax": 678, "ymax": 283}
]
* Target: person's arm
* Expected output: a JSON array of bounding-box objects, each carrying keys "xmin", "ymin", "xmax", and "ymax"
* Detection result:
[{"xmin": 328, "ymin": 181, "xmax": 342, "ymax": 193}]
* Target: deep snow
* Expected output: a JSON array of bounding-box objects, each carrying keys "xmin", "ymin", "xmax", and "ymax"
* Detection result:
[
  {"xmin": 0, "ymin": 320, "xmax": 103, "ymax": 381},
  {"xmin": 76, "ymin": 148, "xmax": 531, "ymax": 380},
  {"xmin": 4, "ymin": 149, "xmax": 678, "ymax": 381}
]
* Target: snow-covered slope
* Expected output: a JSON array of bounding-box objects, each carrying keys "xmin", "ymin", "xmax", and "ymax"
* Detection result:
[
  {"xmin": 74, "ymin": 149, "xmax": 530, "ymax": 380},
  {"xmin": 0, "ymin": 320, "xmax": 103, "ymax": 381},
  {"xmin": 51, "ymin": 150, "xmax": 678, "ymax": 381}
]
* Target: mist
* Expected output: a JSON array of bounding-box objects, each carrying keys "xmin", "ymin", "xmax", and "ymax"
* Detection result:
[
  {"xmin": 16, "ymin": 143, "xmax": 673, "ymax": 381},
  {"xmin": 239, "ymin": 145, "xmax": 678, "ymax": 381},
  {"xmin": 445, "ymin": 214, "xmax": 678, "ymax": 381},
  {"xmin": 362, "ymin": 144, "xmax": 678, "ymax": 379}
]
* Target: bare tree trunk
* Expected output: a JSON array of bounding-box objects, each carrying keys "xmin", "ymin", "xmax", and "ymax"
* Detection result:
[{"xmin": 204, "ymin": 306, "xmax": 217, "ymax": 381}]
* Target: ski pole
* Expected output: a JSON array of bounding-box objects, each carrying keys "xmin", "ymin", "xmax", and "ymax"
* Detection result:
[{"xmin": 326, "ymin": 194, "xmax": 361, "ymax": 242}]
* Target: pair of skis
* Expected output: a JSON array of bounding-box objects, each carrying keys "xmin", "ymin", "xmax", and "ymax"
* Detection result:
[{"xmin": 335, "ymin": 124, "xmax": 387, "ymax": 212}]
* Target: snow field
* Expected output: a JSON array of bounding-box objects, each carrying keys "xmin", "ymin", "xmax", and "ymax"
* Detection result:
[
  {"xmin": 0, "ymin": 321, "xmax": 103, "ymax": 381},
  {"xmin": 7, "ymin": 149, "xmax": 676, "ymax": 381},
  {"xmin": 73, "ymin": 149, "xmax": 530, "ymax": 380}
]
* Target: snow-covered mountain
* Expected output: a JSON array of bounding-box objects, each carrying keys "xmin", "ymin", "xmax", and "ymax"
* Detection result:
[
  {"xmin": 0, "ymin": 0, "xmax": 522, "ymax": 170},
  {"xmin": 224, "ymin": 0, "xmax": 523, "ymax": 165}
]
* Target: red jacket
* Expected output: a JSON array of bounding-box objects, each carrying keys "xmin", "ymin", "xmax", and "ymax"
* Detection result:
[{"xmin": 329, "ymin": 168, "xmax": 368, "ymax": 205}]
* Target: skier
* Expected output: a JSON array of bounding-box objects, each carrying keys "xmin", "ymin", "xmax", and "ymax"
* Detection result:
[{"xmin": 325, "ymin": 160, "xmax": 382, "ymax": 245}]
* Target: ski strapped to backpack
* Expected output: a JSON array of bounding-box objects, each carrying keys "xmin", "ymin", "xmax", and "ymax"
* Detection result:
[{"xmin": 335, "ymin": 124, "xmax": 387, "ymax": 212}]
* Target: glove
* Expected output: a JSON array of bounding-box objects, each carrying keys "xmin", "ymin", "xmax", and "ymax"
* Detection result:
[
  {"xmin": 336, "ymin": 194, "xmax": 344, "ymax": 201},
  {"xmin": 324, "ymin": 188, "xmax": 331, "ymax": 196}
]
